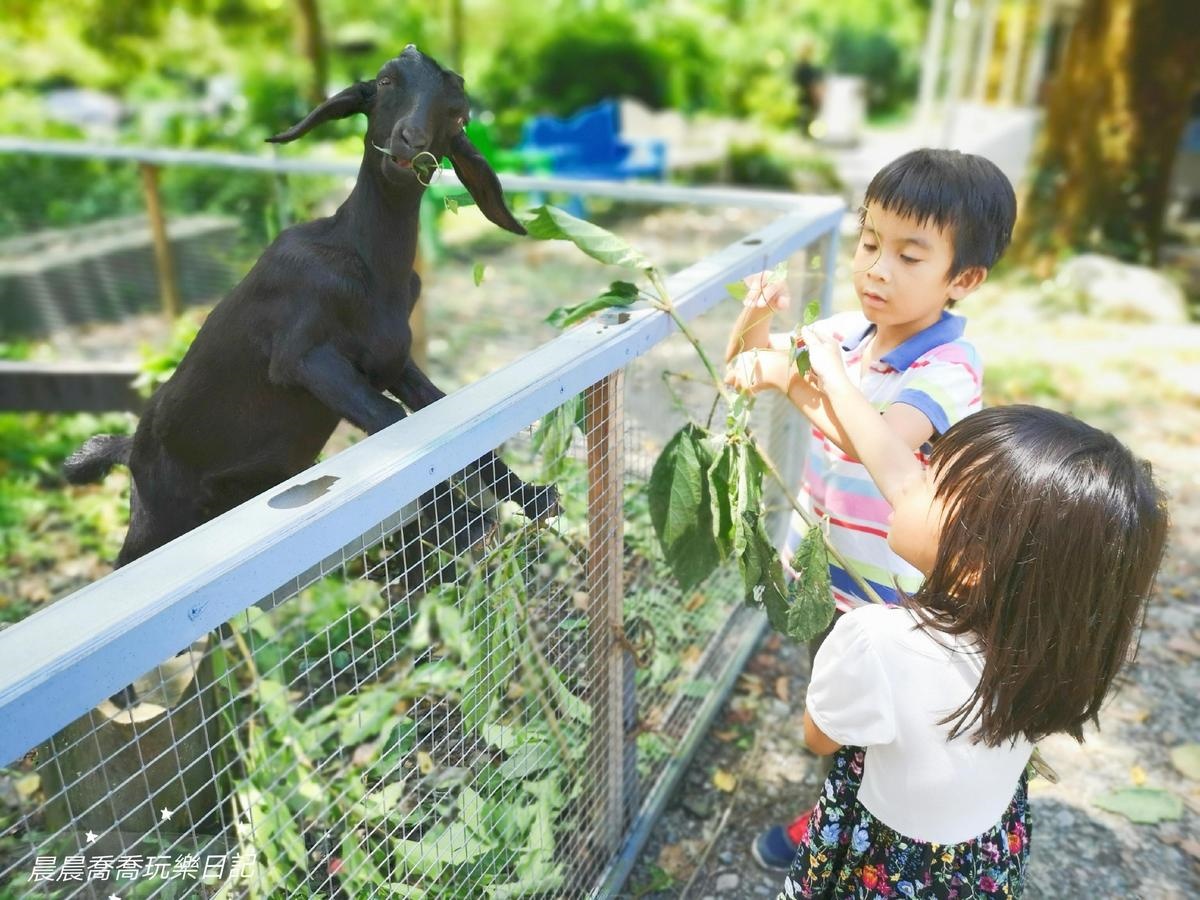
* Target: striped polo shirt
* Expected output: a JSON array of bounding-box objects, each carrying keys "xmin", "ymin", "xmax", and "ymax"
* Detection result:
[{"xmin": 782, "ymin": 309, "xmax": 983, "ymax": 610}]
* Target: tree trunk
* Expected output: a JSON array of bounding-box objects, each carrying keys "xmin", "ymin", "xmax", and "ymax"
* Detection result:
[
  {"xmin": 294, "ymin": 0, "xmax": 328, "ymax": 106},
  {"xmin": 1012, "ymin": 0, "xmax": 1200, "ymax": 272},
  {"xmin": 448, "ymin": 0, "xmax": 465, "ymax": 73}
]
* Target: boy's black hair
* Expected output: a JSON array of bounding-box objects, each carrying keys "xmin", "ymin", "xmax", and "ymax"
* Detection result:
[{"xmin": 861, "ymin": 148, "xmax": 1017, "ymax": 278}]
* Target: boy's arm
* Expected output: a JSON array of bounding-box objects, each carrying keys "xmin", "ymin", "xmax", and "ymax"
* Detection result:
[
  {"xmin": 727, "ymin": 349, "xmax": 936, "ymax": 459},
  {"xmin": 800, "ymin": 328, "xmax": 924, "ymax": 504}
]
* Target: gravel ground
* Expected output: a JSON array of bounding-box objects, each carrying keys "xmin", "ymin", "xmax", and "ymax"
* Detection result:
[{"xmin": 25, "ymin": 203, "xmax": 1200, "ymax": 898}]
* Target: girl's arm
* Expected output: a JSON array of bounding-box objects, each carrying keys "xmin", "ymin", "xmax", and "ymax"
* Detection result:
[
  {"xmin": 801, "ymin": 327, "xmax": 925, "ymax": 504},
  {"xmin": 725, "ymin": 348, "xmax": 936, "ymax": 462},
  {"xmin": 803, "ymin": 709, "xmax": 842, "ymax": 756},
  {"xmin": 723, "ymin": 272, "xmax": 790, "ymax": 363}
]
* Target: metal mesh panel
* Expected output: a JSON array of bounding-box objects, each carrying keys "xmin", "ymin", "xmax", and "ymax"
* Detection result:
[{"xmin": 0, "ymin": 150, "xmax": 837, "ymax": 897}]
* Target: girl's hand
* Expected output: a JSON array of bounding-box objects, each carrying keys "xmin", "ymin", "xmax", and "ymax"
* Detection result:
[
  {"xmin": 743, "ymin": 271, "xmax": 791, "ymax": 311},
  {"xmin": 725, "ymin": 349, "xmax": 792, "ymax": 395},
  {"xmin": 800, "ymin": 326, "xmax": 851, "ymax": 394}
]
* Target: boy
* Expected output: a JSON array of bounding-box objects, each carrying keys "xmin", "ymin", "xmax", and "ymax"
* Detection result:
[{"xmin": 724, "ymin": 148, "xmax": 1017, "ymax": 871}]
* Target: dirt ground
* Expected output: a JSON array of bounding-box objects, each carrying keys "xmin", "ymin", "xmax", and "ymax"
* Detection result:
[{"xmin": 28, "ymin": 202, "xmax": 1200, "ymax": 898}]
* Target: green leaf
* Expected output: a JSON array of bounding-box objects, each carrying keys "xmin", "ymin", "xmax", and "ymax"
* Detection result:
[
  {"xmin": 680, "ymin": 679, "xmax": 717, "ymax": 698},
  {"xmin": 473, "ymin": 262, "xmax": 486, "ymax": 286},
  {"xmin": 733, "ymin": 442, "xmax": 765, "ymax": 558},
  {"xmin": 339, "ymin": 689, "xmax": 404, "ymax": 746},
  {"xmin": 648, "ymin": 425, "xmax": 722, "ymax": 592},
  {"xmin": 1169, "ymin": 743, "xmax": 1200, "ymax": 780},
  {"xmin": 497, "ymin": 743, "xmax": 555, "ymax": 781},
  {"xmin": 707, "ymin": 442, "xmax": 736, "ymax": 558},
  {"xmin": 445, "ymin": 196, "xmax": 459, "ymax": 214},
  {"xmin": 795, "ymin": 346, "xmax": 811, "ymax": 378},
  {"xmin": 520, "ymin": 205, "xmax": 652, "ymax": 270},
  {"xmin": 785, "ymin": 525, "xmax": 835, "ymax": 643},
  {"xmin": 765, "ymin": 260, "xmax": 788, "ymax": 284},
  {"xmin": 803, "ymin": 299, "xmax": 821, "ymax": 325},
  {"xmin": 1093, "ymin": 787, "xmax": 1184, "ymax": 824},
  {"xmin": 725, "ymin": 281, "xmax": 749, "ymax": 302},
  {"xmin": 530, "ymin": 394, "xmax": 582, "ymax": 481},
  {"xmin": 737, "ymin": 511, "xmax": 789, "ymax": 632},
  {"xmin": 545, "ymin": 280, "xmax": 640, "ymax": 329},
  {"xmin": 393, "ymin": 823, "xmax": 484, "ymax": 879}
]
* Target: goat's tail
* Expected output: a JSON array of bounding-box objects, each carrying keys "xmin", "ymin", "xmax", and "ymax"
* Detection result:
[{"xmin": 63, "ymin": 434, "xmax": 133, "ymax": 485}]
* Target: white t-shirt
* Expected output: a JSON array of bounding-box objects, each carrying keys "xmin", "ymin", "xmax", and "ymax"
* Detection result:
[{"xmin": 807, "ymin": 604, "xmax": 1033, "ymax": 844}]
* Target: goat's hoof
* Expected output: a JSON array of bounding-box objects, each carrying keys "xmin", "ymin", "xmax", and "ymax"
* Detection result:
[
  {"xmin": 454, "ymin": 507, "xmax": 496, "ymax": 555},
  {"xmin": 520, "ymin": 483, "xmax": 560, "ymax": 523}
]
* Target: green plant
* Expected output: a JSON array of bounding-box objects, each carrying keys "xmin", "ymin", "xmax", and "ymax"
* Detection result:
[{"xmin": 526, "ymin": 204, "xmax": 881, "ymax": 644}]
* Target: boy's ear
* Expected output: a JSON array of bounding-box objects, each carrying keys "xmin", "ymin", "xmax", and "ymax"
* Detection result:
[{"xmin": 947, "ymin": 266, "xmax": 987, "ymax": 303}]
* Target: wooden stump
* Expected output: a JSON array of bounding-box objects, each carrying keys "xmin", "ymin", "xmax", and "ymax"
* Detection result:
[{"xmin": 41, "ymin": 634, "xmax": 228, "ymax": 838}]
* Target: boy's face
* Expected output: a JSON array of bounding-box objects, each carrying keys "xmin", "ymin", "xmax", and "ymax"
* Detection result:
[{"xmin": 852, "ymin": 204, "xmax": 982, "ymax": 334}]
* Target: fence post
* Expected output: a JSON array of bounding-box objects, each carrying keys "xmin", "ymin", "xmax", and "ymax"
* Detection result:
[
  {"xmin": 138, "ymin": 162, "xmax": 182, "ymax": 320},
  {"xmin": 584, "ymin": 372, "xmax": 628, "ymax": 857}
]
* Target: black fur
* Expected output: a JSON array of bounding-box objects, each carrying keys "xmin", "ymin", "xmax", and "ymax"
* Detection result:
[{"xmin": 67, "ymin": 46, "xmax": 556, "ymax": 574}]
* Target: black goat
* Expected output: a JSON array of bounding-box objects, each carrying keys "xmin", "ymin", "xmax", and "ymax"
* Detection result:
[{"xmin": 65, "ymin": 45, "xmax": 557, "ymax": 575}]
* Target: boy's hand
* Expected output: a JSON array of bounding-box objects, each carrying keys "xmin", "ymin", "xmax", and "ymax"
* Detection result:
[
  {"xmin": 743, "ymin": 271, "xmax": 791, "ymax": 311},
  {"xmin": 725, "ymin": 349, "xmax": 792, "ymax": 395},
  {"xmin": 800, "ymin": 326, "xmax": 852, "ymax": 394}
]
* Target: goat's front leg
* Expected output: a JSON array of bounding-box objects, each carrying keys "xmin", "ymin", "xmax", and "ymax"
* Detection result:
[
  {"xmin": 291, "ymin": 343, "xmax": 408, "ymax": 434},
  {"xmin": 391, "ymin": 361, "xmax": 560, "ymax": 522}
]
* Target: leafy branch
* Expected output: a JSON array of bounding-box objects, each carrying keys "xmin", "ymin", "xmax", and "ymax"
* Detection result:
[{"xmin": 524, "ymin": 205, "xmax": 884, "ymax": 644}]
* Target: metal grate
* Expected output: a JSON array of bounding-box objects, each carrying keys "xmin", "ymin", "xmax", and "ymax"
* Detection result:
[{"xmin": 0, "ymin": 147, "xmax": 843, "ymax": 898}]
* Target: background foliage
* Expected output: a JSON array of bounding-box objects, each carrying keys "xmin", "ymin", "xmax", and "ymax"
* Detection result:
[{"xmin": 0, "ymin": 0, "xmax": 926, "ymax": 234}]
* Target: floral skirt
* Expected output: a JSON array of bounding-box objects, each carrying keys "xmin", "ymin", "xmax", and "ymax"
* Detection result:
[{"xmin": 778, "ymin": 747, "xmax": 1030, "ymax": 899}]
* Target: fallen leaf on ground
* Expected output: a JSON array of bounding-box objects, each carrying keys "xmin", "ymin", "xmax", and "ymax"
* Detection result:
[
  {"xmin": 1108, "ymin": 705, "xmax": 1151, "ymax": 724},
  {"xmin": 1093, "ymin": 787, "xmax": 1183, "ymax": 824},
  {"xmin": 712, "ymin": 769, "xmax": 737, "ymax": 792},
  {"xmin": 685, "ymin": 593, "xmax": 707, "ymax": 612},
  {"xmin": 714, "ymin": 729, "xmax": 739, "ymax": 743},
  {"xmin": 1166, "ymin": 635, "xmax": 1200, "ymax": 658},
  {"xmin": 775, "ymin": 676, "xmax": 791, "ymax": 704},
  {"xmin": 657, "ymin": 839, "xmax": 702, "ymax": 880},
  {"xmin": 1179, "ymin": 839, "xmax": 1200, "ymax": 861},
  {"xmin": 1169, "ymin": 744, "xmax": 1200, "ymax": 781},
  {"xmin": 737, "ymin": 674, "xmax": 763, "ymax": 698},
  {"xmin": 416, "ymin": 751, "xmax": 435, "ymax": 775},
  {"xmin": 1130, "ymin": 765, "xmax": 1147, "ymax": 786}
]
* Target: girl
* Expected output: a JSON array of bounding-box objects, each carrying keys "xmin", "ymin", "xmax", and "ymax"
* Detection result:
[{"xmin": 776, "ymin": 327, "xmax": 1169, "ymax": 898}]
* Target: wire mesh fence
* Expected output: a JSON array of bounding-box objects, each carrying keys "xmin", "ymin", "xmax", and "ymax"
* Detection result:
[
  {"xmin": 0, "ymin": 142, "xmax": 842, "ymax": 897},
  {"xmin": 0, "ymin": 374, "xmax": 812, "ymax": 899}
]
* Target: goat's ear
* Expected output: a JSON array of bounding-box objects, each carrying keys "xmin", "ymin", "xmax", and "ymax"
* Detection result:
[
  {"xmin": 266, "ymin": 81, "xmax": 377, "ymax": 144},
  {"xmin": 447, "ymin": 132, "xmax": 527, "ymax": 236}
]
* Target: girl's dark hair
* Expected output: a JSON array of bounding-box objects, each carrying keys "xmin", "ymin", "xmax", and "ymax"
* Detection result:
[
  {"xmin": 909, "ymin": 405, "xmax": 1168, "ymax": 747},
  {"xmin": 862, "ymin": 148, "xmax": 1017, "ymax": 278}
]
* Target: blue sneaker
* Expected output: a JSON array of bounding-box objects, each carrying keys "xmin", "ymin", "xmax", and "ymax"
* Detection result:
[{"xmin": 750, "ymin": 824, "xmax": 797, "ymax": 872}]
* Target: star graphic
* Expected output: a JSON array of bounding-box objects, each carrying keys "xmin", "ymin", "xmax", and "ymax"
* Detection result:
[
  {"xmin": 159, "ymin": 806, "xmax": 174, "ymax": 823},
  {"xmin": 84, "ymin": 830, "xmax": 99, "ymax": 844}
]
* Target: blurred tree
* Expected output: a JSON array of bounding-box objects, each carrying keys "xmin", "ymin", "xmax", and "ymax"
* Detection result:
[
  {"xmin": 1013, "ymin": 0, "xmax": 1200, "ymax": 269},
  {"xmin": 294, "ymin": 0, "xmax": 328, "ymax": 104}
]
